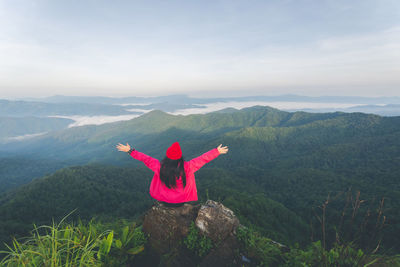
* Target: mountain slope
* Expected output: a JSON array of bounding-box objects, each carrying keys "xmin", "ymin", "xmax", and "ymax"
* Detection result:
[
  {"xmin": 0, "ymin": 156, "xmax": 68, "ymax": 193},
  {"xmin": 0, "ymin": 164, "xmax": 308, "ymax": 250}
]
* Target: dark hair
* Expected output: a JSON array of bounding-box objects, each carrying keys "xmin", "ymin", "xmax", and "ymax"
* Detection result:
[{"xmin": 160, "ymin": 157, "xmax": 186, "ymax": 189}]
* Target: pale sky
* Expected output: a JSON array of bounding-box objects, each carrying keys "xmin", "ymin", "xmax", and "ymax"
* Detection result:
[{"xmin": 0, "ymin": 0, "xmax": 399, "ymax": 98}]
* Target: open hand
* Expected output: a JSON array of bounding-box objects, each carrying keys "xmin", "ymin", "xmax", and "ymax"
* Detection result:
[
  {"xmin": 217, "ymin": 144, "xmax": 228, "ymax": 154},
  {"xmin": 116, "ymin": 143, "xmax": 131, "ymax": 152}
]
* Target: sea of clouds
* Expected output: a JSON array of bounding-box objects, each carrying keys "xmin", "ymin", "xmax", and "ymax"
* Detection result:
[{"xmin": 47, "ymin": 101, "xmax": 362, "ymax": 127}]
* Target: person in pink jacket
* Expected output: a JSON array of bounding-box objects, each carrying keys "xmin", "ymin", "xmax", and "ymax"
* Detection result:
[{"xmin": 116, "ymin": 142, "xmax": 228, "ymax": 207}]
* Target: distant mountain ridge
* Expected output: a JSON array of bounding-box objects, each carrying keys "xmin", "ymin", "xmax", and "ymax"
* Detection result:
[
  {"xmin": 6, "ymin": 94, "xmax": 400, "ymax": 117},
  {"xmin": 18, "ymin": 94, "xmax": 400, "ymax": 105},
  {"xmin": 0, "ymin": 99, "xmax": 140, "ymax": 117}
]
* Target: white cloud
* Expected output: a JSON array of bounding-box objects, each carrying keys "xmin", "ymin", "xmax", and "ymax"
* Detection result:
[
  {"xmin": 48, "ymin": 114, "xmax": 142, "ymax": 127},
  {"xmin": 5, "ymin": 132, "xmax": 47, "ymax": 142}
]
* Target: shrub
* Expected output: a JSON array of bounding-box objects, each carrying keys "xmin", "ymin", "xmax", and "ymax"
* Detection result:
[{"xmin": 236, "ymin": 225, "xmax": 283, "ymax": 266}]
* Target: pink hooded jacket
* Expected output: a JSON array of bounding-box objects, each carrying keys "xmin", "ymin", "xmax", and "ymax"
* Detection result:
[{"xmin": 130, "ymin": 148, "xmax": 220, "ymax": 203}]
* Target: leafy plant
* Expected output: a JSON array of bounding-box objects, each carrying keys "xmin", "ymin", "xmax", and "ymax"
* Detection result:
[
  {"xmin": 97, "ymin": 230, "xmax": 113, "ymax": 261},
  {"xmin": 283, "ymin": 241, "xmax": 382, "ymax": 267},
  {"xmin": 103, "ymin": 222, "xmax": 147, "ymax": 266},
  {"xmin": 236, "ymin": 225, "xmax": 393, "ymax": 267},
  {"xmin": 184, "ymin": 222, "xmax": 213, "ymax": 258}
]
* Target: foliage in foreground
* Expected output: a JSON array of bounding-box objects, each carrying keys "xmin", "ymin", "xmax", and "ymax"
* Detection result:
[
  {"xmin": 236, "ymin": 226, "xmax": 400, "ymax": 267},
  {"xmin": 1, "ymin": 217, "xmax": 400, "ymax": 267},
  {"xmin": 0, "ymin": 217, "xmax": 147, "ymax": 267}
]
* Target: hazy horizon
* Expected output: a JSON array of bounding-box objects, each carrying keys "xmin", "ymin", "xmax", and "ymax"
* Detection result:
[{"xmin": 3, "ymin": 92, "xmax": 400, "ymax": 101}]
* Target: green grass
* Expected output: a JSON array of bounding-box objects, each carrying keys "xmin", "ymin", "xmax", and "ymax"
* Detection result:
[
  {"xmin": 0, "ymin": 213, "xmax": 147, "ymax": 267},
  {"xmin": 0, "ymin": 213, "xmax": 102, "ymax": 266}
]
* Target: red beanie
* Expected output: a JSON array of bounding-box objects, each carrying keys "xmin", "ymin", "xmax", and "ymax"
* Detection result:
[{"xmin": 166, "ymin": 142, "xmax": 182, "ymax": 160}]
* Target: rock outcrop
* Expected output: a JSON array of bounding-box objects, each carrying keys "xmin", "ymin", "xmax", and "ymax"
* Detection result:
[
  {"xmin": 141, "ymin": 200, "xmax": 243, "ymax": 267},
  {"xmin": 195, "ymin": 200, "xmax": 240, "ymax": 244},
  {"xmin": 142, "ymin": 202, "xmax": 201, "ymax": 255}
]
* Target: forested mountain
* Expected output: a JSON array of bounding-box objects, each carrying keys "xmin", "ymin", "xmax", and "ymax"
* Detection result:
[
  {"xmin": 305, "ymin": 103, "xmax": 400, "ymax": 116},
  {"xmin": 0, "ymin": 106, "xmax": 399, "ymax": 255},
  {"xmin": 2, "ymin": 106, "xmax": 399, "ymax": 173},
  {"xmin": 1, "ymin": 106, "xmax": 375, "ymax": 160}
]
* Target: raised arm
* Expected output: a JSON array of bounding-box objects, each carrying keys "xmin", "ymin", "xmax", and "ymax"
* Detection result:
[
  {"xmin": 130, "ymin": 150, "xmax": 160, "ymax": 172},
  {"xmin": 187, "ymin": 144, "xmax": 228, "ymax": 173},
  {"xmin": 116, "ymin": 143, "xmax": 160, "ymax": 172}
]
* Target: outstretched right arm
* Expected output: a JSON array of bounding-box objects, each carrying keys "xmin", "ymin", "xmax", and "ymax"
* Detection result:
[
  {"xmin": 116, "ymin": 143, "xmax": 160, "ymax": 172},
  {"xmin": 187, "ymin": 144, "xmax": 228, "ymax": 173}
]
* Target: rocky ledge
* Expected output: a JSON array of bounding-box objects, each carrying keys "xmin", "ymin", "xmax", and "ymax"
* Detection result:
[{"xmin": 139, "ymin": 200, "xmax": 251, "ymax": 266}]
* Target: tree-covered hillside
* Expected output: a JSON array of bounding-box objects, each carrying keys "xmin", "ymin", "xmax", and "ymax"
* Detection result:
[
  {"xmin": 0, "ymin": 106, "xmax": 399, "ymax": 254},
  {"xmin": 0, "ymin": 164, "xmax": 308, "ymax": 253},
  {"xmin": 0, "ymin": 156, "xmax": 69, "ymax": 193}
]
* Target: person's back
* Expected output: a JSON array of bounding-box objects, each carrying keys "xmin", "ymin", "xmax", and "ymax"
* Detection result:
[{"xmin": 116, "ymin": 142, "xmax": 228, "ymax": 206}]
